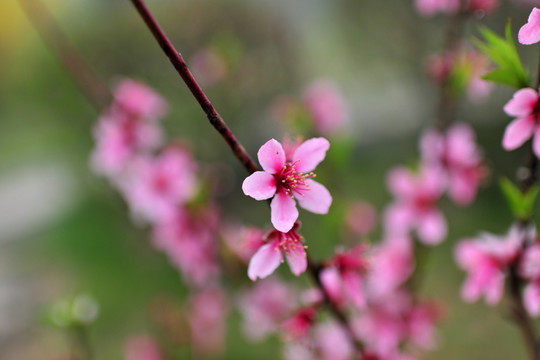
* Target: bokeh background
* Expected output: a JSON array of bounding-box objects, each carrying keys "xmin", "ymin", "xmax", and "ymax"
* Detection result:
[{"xmin": 1, "ymin": 0, "xmax": 539, "ymax": 358}]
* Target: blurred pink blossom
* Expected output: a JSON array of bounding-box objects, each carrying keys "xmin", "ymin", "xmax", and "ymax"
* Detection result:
[
  {"xmin": 314, "ymin": 321, "xmax": 354, "ymax": 360},
  {"xmin": 502, "ymin": 87, "xmax": 540, "ymax": 157},
  {"xmin": 520, "ymin": 243, "xmax": 540, "ymax": 316},
  {"xmin": 320, "ymin": 245, "xmax": 368, "ymax": 309},
  {"xmin": 123, "ymin": 147, "xmax": 198, "ymax": 223},
  {"xmin": 221, "ymin": 224, "xmax": 265, "ymax": 263},
  {"xmin": 248, "ymin": 222, "xmax": 307, "ymax": 280},
  {"xmin": 242, "ymin": 138, "xmax": 332, "ymax": 233},
  {"xmin": 519, "ymin": 8, "xmax": 540, "ymax": 45},
  {"xmin": 384, "ymin": 166, "xmax": 447, "ymax": 245},
  {"xmin": 455, "ymin": 227, "xmax": 523, "ymax": 305},
  {"xmin": 238, "ymin": 277, "xmax": 296, "ymax": 341},
  {"xmin": 303, "ymin": 79, "xmax": 348, "ymax": 136},
  {"xmin": 188, "ymin": 288, "xmax": 228, "ymax": 355},
  {"xmin": 420, "ymin": 123, "xmax": 487, "ymax": 205},
  {"xmin": 190, "ymin": 47, "xmax": 227, "ymax": 86},
  {"xmin": 281, "ymin": 306, "xmax": 317, "ymax": 342},
  {"xmin": 367, "ymin": 237, "xmax": 415, "ymax": 297},
  {"xmin": 152, "ymin": 206, "xmax": 220, "ymax": 286},
  {"xmin": 124, "ymin": 335, "xmax": 162, "ymax": 360},
  {"xmin": 345, "ymin": 201, "xmax": 378, "ymax": 236},
  {"xmin": 112, "ymin": 79, "xmax": 168, "ymax": 121},
  {"xmin": 414, "ymin": 0, "xmax": 460, "ymax": 16}
]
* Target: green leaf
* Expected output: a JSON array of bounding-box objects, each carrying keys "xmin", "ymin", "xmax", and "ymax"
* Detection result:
[
  {"xmin": 474, "ymin": 21, "xmax": 529, "ymax": 89},
  {"xmin": 499, "ymin": 177, "xmax": 539, "ymax": 219}
]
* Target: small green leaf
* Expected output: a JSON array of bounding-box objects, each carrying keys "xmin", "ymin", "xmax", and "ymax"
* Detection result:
[
  {"xmin": 499, "ymin": 177, "xmax": 539, "ymax": 219},
  {"xmin": 474, "ymin": 21, "xmax": 530, "ymax": 89}
]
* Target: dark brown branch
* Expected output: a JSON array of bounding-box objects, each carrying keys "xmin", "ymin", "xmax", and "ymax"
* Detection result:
[
  {"xmin": 18, "ymin": 0, "xmax": 111, "ymax": 111},
  {"xmin": 129, "ymin": 0, "xmax": 258, "ymax": 174},
  {"xmin": 128, "ymin": 0, "xmax": 361, "ymax": 350}
]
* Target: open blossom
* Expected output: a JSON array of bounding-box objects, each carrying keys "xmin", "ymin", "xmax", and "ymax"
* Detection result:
[
  {"xmin": 519, "ymin": 8, "xmax": 540, "ymax": 45},
  {"xmin": 320, "ymin": 245, "xmax": 368, "ymax": 309},
  {"xmin": 420, "ymin": 123, "xmax": 486, "ymax": 205},
  {"xmin": 124, "ymin": 335, "xmax": 162, "ymax": 360},
  {"xmin": 303, "ymin": 79, "xmax": 348, "ymax": 136},
  {"xmin": 248, "ymin": 223, "xmax": 307, "ymax": 280},
  {"xmin": 384, "ymin": 166, "xmax": 447, "ymax": 245},
  {"xmin": 281, "ymin": 306, "xmax": 318, "ymax": 342},
  {"xmin": 242, "ymin": 138, "xmax": 332, "ymax": 232},
  {"xmin": 455, "ymin": 227, "xmax": 523, "ymax": 305},
  {"xmin": 238, "ymin": 277, "xmax": 296, "ymax": 341},
  {"xmin": 313, "ymin": 321, "xmax": 354, "ymax": 360},
  {"xmin": 502, "ymin": 87, "xmax": 540, "ymax": 157},
  {"xmin": 122, "ymin": 147, "xmax": 198, "ymax": 223}
]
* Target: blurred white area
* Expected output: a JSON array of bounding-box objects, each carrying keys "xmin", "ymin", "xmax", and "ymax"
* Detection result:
[{"xmin": 0, "ymin": 161, "xmax": 78, "ymax": 243}]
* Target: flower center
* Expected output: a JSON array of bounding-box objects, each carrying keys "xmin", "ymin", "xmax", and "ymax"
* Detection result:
[{"xmin": 277, "ymin": 161, "xmax": 316, "ymax": 197}]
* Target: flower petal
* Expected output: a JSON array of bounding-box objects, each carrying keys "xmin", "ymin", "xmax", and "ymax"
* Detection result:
[
  {"xmin": 258, "ymin": 139, "xmax": 286, "ymax": 174},
  {"xmin": 533, "ymin": 127, "xmax": 540, "ymax": 159},
  {"xmin": 248, "ymin": 242, "xmax": 282, "ymax": 281},
  {"xmin": 417, "ymin": 210, "xmax": 447, "ymax": 245},
  {"xmin": 503, "ymin": 88, "xmax": 538, "ymax": 117},
  {"xmin": 519, "ymin": 8, "xmax": 540, "ymax": 45},
  {"xmin": 242, "ymin": 171, "xmax": 277, "ymax": 200},
  {"xmin": 285, "ymin": 241, "xmax": 307, "ymax": 276},
  {"xmin": 502, "ymin": 116, "xmax": 535, "ymax": 151},
  {"xmin": 271, "ymin": 191, "xmax": 299, "ymax": 233},
  {"xmin": 295, "ymin": 179, "xmax": 332, "ymax": 214},
  {"xmin": 292, "ymin": 137, "xmax": 330, "ymax": 173},
  {"xmin": 524, "ymin": 282, "xmax": 540, "ymax": 317}
]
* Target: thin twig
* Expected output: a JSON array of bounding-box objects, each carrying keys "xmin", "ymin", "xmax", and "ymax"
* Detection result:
[
  {"xmin": 18, "ymin": 0, "xmax": 111, "ymax": 111},
  {"xmin": 128, "ymin": 0, "xmax": 361, "ymax": 350}
]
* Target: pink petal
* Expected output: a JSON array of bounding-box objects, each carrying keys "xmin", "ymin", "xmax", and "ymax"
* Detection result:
[
  {"xmin": 271, "ymin": 191, "xmax": 299, "ymax": 233},
  {"xmin": 320, "ymin": 267, "xmax": 344, "ymax": 305},
  {"xmin": 248, "ymin": 242, "xmax": 282, "ymax": 281},
  {"xmin": 533, "ymin": 127, "xmax": 540, "ymax": 159},
  {"xmin": 295, "ymin": 179, "xmax": 332, "ymax": 214},
  {"xmin": 524, "ymin": 282, "xmax": 540, "ymax": 317},
  {"xmin": 258, "ymin": 139, "xmax": 286, "ymax": 174},
  {"xmin": 502, "ymin": 116, "xmax": 535, "ymax": 151},
  {"xmin": 387, "ymin": 167, "xmax": 416, "ymax": 199},
  {"xmin": 292, "ymin": 137, "xmax": 330, "ymax": 173},
  {"xmin": 342, "ymin": 272, "xmax": 366, "ymax": 309},
  {"xmin": 417, "ymin": 210, "xmax": 447, "ymax": 245},
  {"xmin": 285, "ymin": 242, "xmax": 307, "ymax": 276},
  {"xmin": 519, "ymin": 8, "xmax": 540, "ymax": 45},
  {"xmin": 503, "ymin": 88, "xmax": 538, "ymax": 117},
  {"xmin": 242, "ymin": 171, "xmax": 277, "ymax": 200}
]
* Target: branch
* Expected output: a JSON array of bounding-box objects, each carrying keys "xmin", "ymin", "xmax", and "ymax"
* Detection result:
[
  {"xmin": 128, "ymin": 0, "xmax": 362, "ymax": 350},
  {"xmin": 18, "ymin": 0, "xmax": 111, "ymax": 111}
]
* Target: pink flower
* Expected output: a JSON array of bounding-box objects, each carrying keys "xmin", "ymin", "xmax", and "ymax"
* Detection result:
[
  {"xmin": 303, "ymin": 80, "xmax": 348, "ymax": 136},
  {"xmin": 190, "ymin": 47, "xmax": 227, "ymax": 86},
  {"xmin": 519, "ymin": 8, "xmax": 540, "ymax": 45},
  {"xmin": 502, "ymin": 87, "xmax": 540, "ymax": 157},
  {"xmin": 124, "ymin": 335, "xmax": 162, "ymax": 360},
  {"xmin": 466, "ymin": 0, "xmax": 498, "ymax": 14},
  {"xmin": 221, "ymin": 224, "xmax": 265, "ymax": 263},
  {"xmin": 238, "ymin": 277, "xmax": 296, "ymax": 341},
  {"xmin": 112, "ymin": 79, "xmax": 168, "ymax": 121},
  {"xmin": 320, "ymin": 245, "xmax": 368, "ymax": 309},
  {"xmin": 242, "ymin": 138, "xmax": 332, "ymax": 233},
  {"xmin": 90, "ymin": 112, "xmax": 164, "ymax": 177},
  {"xmin": 281, "ymin": 306, "xmax": 317, "ymax": 342},
  {"xmin": 314, "ymin": 321, "xmax": 354, "ymax": 360},
  {"xmin": 384, "ymin": 166, "xmax": 447, "ymax": 245},
  {"xmin": 152, "ymin": 206, "xmax": 220, "ymax": 286},
  {"xmin": 248, "ymin": 223, "xmax": 307, "ymax": 280},
  {"xmin": 414, "ymin": 0, "xmax": 460, "ymax": 16},
  {"xmin": 345, "ymin": 201, "xmax": 377, "ymax": 236},
  {"xmin": 455, "ymin": 227, "xmax": 522, "ymax": 305},
  {"xmin": 520, "ymin": 243, "xmax": 540, "ymax": 316},
  {"xmin": 420, "ymin": 123, "xmax": 487, "ymax": 205},
  {"xmin": 123, "ymin": 147, "xmax": 198, "ymax": 223},
  {"xmin": 367, "ymin": 237, "xmax": 415, "ymax": 297},
  {"xmin": 187, "ymin": 288, "xmax": 228, "ymax": 355}
]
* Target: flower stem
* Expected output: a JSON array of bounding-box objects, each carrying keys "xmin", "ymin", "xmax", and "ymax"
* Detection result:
[
  {"xmin": 128, "ymin": 0, "xmax": 258, "ymax": 174},
  {"xmin": 18, "ymin": 0, "xmax": 111, "ymax": 111}
]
